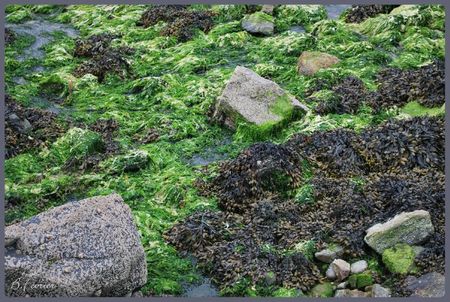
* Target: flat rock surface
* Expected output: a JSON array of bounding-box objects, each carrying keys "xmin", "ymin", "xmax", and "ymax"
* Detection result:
[{"xmin": 5, "ymin": 194, "xmax": 147, "ymax": 297}]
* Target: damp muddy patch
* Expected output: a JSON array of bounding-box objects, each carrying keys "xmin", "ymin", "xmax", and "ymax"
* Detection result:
[{"xmin": 6, "ymin": 17, "xmax": 78, "ymax": 62}]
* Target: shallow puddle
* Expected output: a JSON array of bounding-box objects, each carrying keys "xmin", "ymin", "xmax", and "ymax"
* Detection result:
[
  {"xmin": 325, "ymin": 4, "xmax": 351, "ymax": 19},
  {"xmin": 7, "ymin": 17, "xmax": 78, "ymax": 62}
]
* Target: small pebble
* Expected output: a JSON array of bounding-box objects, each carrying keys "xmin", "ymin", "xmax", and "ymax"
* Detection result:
[{"xmin": 350, "ymin": 260, "xmax": 368, "ymax": 274}]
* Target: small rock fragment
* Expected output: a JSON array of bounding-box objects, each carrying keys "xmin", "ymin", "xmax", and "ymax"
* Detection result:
[
  {"xmin": 350, "ymin": 260, "xmax": 368, "ymax": 274},
  {"xmin": 331, "ymin": 259, "xmax": 351, "ymax": 281},
  {"xmin": 334, "ymin": 289, "xmax": 370, "ymax": 297},
  {"xmin": 326, "ymin": 265, "xmax": 336, "ymax": 280},
  {"xmin": 369, "ymin": 284, "xmax": 391, "ymax": 297},
  {"xmin": 315, "ymin": 245, "xmax": 344, "ymax": 263}
]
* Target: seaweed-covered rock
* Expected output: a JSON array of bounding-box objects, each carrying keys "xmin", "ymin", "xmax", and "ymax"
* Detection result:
[
  {"xmin": 403, "ymin": 272, "xmax": 445, "ymax": 297},
  {"xmin": 241, "ymin": 12, "xmax": 274, "ymax": 36},
  {"xmin": 297, "ymin": 51, "xmax": 339, "ymax": 76},
  {"xmin": 73, "ymin": 48, "xmax": 132, "ymax": 82},
  {"xmin": 208, "ymin": 142, "xmax": 303, "ymax": 212},
  {"xmin": 74, "ymin": 33, "xmax": 118, "ymax": 57},
  {"xmin": 310, "ymin": 282, "xmax": 334, "ymax": 297},
  {"xmin": 364, "ymin": 210, "xmax": 435, "ymax": 254},
  {"xmin": 311, "ymin": 60, "xmax": 445, "ymax": 114},
  {"xmin": 5, "ymin": 95, "xmax": 66, "ymax": 158},
  {"xmin": 138, "ymin": 5, "xmax": 215, "ymax": 42},
  {"xmin": 345, "ymin": 5, "xmax": 399, "ymax": 23},
  {"xmin": 212, "ymin": 66, "xmax": 308, "ymax": 129},
  {"xmin": 5, "ymin": 194, "xmax": 147, "ymax": 297},
  {"xmin": 5, "ymin": 27, "xmax": 16, "ymax": 44}
]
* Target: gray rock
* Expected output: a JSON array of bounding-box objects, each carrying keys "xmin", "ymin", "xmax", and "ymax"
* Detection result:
[
  {"xmin": 21, "ymin": 118, "xmax": 33, "ymax": 132},
  {"xmin": 212, "ymin": 66, "xmax": 308, "ymax": 129},
  {"xmin": 297, "ymin": 51, "xmax": 340, "ymax": 76},
  {"xmin": 404, "ymin": 272, "xmax": 445, "ymax": 297},
  {"xmin": 369, "ymin": 284, "xmax": 391, "ymax": 297},
  {"xmin": 8, "ymin": 113, "xmax": 32, "ymax": 133},
  {"xmin": 331, "ymin": 259, "xmax": 351, "ymax": 281},
  {"xmin": 5, "ymin": 194, "xmax": 147, "ymax": 297},
  {"xmin": 364, "ymin": 210, "xmax": 434, "ymax": 254},
  {"xmin": 350, "ymin": 260, "xmax": 368, "ymax": 274},
  {"xmin": 261, "ymin": 5, "xmax": 275, "ymax": 15},
  {"xmin": 315, "ymin": 245, "xmax": 344, "ymax": 263},
  {"xmin": 334, "ymin": 289, "xmax": 370, "ymax": 297},
  {"xmin": 242, "ymin": 12, "xmax": 274, "ymax": 36},
  {"xmin": 326, "ymin": 265, "xmax": 336, "ymax": 280},
  {"xmin": 412, "ymin": 245, "xmax": 425, "ymax": 257},
  {"xmin": 337, "ymin": 282, "xmax": 347, "ymax": 289},
  {"xmin": 131, "ymin": 290, "xmax": 143, "ymax": 297}
]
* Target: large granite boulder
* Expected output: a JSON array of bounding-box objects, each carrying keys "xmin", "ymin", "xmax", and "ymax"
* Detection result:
[
  {"xmin": 364, "ymin": 210, "xmax": 434, "ymax": 254},
  {"xmin": 297, "ymin": 51, "xmax": 340, "ymax": 76},
  {"xmin": 5, "ymin": 194, "xmax": 147, "ymax": 297},
  {"xmin": 212, "ymin": 66, "xmax": 308, "ymax": 129}
]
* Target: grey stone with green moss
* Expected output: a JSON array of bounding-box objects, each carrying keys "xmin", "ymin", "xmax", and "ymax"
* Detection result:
[
  {"xmin": 212, "ymin": 66, "xmax": 308, "ymax": 130},
  {"xmin": 348, "ymin": 272, "xmax": 373, "ymax": 289},
  {"xmin": 241, "ymin": 12, "xmax": 274, "ymax": 36},
  {"xmin": 364, "ymin": 210, "xmax": 434, "ymax": 254},
  {"xmin": 315, "ymin": 245, "xmax": 344, "ymax": 263},
  {"xmin": 310, "ymin": 282, "xmax": 334, "ymax": 297}
]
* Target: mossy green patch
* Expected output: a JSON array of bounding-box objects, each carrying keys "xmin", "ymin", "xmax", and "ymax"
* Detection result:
[
  {"xmin": 309, "ymin": 282, "xmax": 334, "ymax": 298},
  {"xmin": 400, "ymin": 101, "xmax": 445, "ymax": 117},
  {"xmin": 45, "ymin": 127, "xmax": 104, "ymax": 165},
  {"xmin": 382, "ymin": 243, "xmax": 415, "ymax": 274},
  {"xmin": 348, "ymin": 272, "xmax": 374, "ymax": 289}
]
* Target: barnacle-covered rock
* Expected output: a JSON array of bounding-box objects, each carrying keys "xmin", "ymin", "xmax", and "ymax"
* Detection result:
[{"xmin": 5, "ymin": 194, "xmax": 147, "ymax": 297}]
